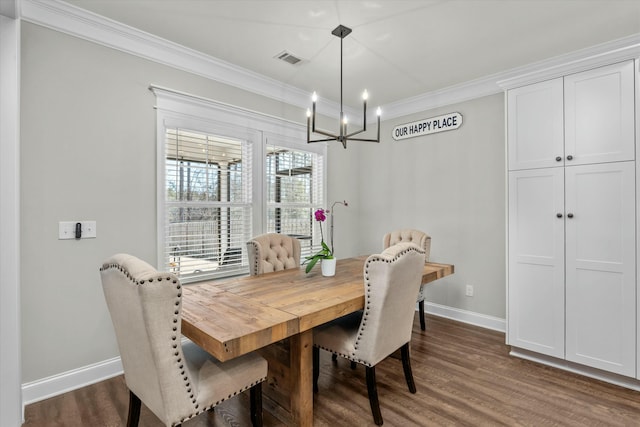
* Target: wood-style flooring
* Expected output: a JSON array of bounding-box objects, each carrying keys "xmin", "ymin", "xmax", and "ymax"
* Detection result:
[{"xmin": 23, "ymin": 315, "xmax": 640, "ymax": 426}]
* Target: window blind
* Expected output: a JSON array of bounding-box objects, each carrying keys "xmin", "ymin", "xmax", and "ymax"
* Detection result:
[
  {"xmin": 163, "ymin": 128, "xmax": 252, "ymax": 281},
  {"xmin": 265, "ymin": 143, "xmax": 324, "ymax": 258}
]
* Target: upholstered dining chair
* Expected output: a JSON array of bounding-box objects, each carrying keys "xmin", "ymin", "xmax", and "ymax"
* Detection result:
[
  {"xmin": 383, "ymin": 229, "xmax": 432, "ymax": 330},
  {"xmin": 313, "ymin": 243, "xmax": 426, "ymax": 426},
  {"xmin": 246, "ymin": 233, "xmax": 301, "ymax": 276},
  {"xmin": 100, "ymin": 254, "xmax": 268, "ymax": 427}
]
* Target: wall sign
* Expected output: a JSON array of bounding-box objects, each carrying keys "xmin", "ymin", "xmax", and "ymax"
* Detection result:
[{"xmin": 392, "ymin": 112, "xmax": 463, "ymax": 140}]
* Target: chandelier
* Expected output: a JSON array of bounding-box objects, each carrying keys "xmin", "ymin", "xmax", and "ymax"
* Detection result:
[{"xmin": 307, "ymin": 25, "xmax": 381, "ymax": 149}]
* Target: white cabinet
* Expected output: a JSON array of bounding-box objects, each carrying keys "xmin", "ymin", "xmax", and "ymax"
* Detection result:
[
  {"xmin": 565, "ymin": 162, "xmax": 636, "ymax": 376},
  {"xmin": 508, "ymin": 78, "xmax": 564, "ymax": 170},
  {"xmin": 508, "ymin": 168, "xmax": 565, "ymax": 357},
  {"xmin": 564, "ymin": 62, "xmax": 635, "ymax": 166},
  {"xmin": 508, "ymin": 61, "xmax": 635, "ymax": 170},
  {"xmin": 507, "ymin": 60, "xmax": 637, "ymax": 378}
]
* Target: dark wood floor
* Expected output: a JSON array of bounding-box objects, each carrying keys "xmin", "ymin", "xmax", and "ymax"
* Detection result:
[{"xmin": 24, "ymin": 315, "xmax": 640, "ymax": 426}]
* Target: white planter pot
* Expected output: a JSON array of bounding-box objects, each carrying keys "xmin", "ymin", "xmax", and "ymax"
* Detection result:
[{"xmin": 321, "ymin": 258, "xmax": 336, "ymax": 277}]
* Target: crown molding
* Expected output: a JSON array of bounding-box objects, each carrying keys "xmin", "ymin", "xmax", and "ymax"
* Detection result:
[
  {"xmin": 0, "ymin": 0, "xmax": 19, "ymax": 19},
  {"xmin": 383, "ymin": 33, "xmax": 640, "ymax": 119},
  {"xmin": 20, "ymin": 0, "xmax": 348, "ymax": 115},
  {"xmin": 381, "ymin": 75, "xmax": 503, "ymax": 120},
  {"xmin": 496, "ymin": 33, "xmax": 640, "ymax": 90},
  {"xmin": 21, "ymin": 0, "xmax": 640, "ymax": 121}
]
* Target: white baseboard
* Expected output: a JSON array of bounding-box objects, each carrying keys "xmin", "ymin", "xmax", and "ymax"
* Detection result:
[
  {"xmin": 21, "ymin": 307, "xmax": 502, "ymax": 408},
  {"xmin": 510, "ymin": 347, "xmax": 640, "ymax": 392},
  {"xmin": 22, "ymin": 357, "xmax": 123, "ymax": 407},
  {"xmin": 424, "ymin": 301, "xmax": 506, "ymax": 332}
]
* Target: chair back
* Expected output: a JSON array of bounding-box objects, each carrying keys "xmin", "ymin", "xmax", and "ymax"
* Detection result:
[
  {"xmin": 354, "ymin": 243, "xmax": 425, "ymax": 366},
  {"xmin": 383, "ymin": 229, "xmax": 431, "ymax": 262},
  {"xmin": 246, "ymin": 233, "xmax": 301, "ymax": 275},
  {"xmin": 100, "ymin": 254, "xmax": 195, "ymax": 424}
]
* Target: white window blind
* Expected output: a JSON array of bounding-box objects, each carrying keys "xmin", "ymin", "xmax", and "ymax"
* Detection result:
[
  {"xmin": 163, "ymin": 128, "xmax": 252, "ymax": 281},
  {"xmin": 152, "ymin": 86, "xmax": 327, "ymax": 281},
  {"xmin": 265, "ymin": 143, "xmax": 324, "ymax": 258}
]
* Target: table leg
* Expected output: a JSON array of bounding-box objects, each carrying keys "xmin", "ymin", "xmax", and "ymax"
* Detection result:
[{"xmin": 289, "ymin": 330, "xmax": 313, "ymax": 427}]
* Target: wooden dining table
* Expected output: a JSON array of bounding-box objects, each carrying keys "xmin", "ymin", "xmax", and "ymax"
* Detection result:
[{"xmin": 181, "ymin": 256, "xmax": 454, "ymax": 426}]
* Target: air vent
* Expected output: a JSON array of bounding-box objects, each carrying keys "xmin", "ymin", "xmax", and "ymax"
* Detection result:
[{"xmin": 275, "ymin": 51, "xmax": 302, "ymax": 65}]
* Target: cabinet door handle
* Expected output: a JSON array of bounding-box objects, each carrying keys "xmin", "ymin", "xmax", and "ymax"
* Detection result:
[
  {"xmin": 557, "ymin": 213, "xmax": 563, "ymax": 218},
  {"xmin": 555, "ymin": 156, "xmax": 562, "ymax": 162},
  {"xmin": 567, "ymin": 213, "xmax": 574, "ymax": 218},
  {"xmin": 567, "ymin": 155, "xmax": 573, "ymax": 160}
]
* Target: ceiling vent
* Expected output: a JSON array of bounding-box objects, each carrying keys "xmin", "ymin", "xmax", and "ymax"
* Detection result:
[{"xmin": 275, "ymin": 51, "xmax": 302, "ymax": 65}]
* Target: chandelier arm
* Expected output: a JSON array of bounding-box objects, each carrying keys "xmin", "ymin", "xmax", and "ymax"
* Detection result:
[
  {"xmin": 308, "ymin": 137, "xmax": 341, "ymax": 144},
  {"xmin": 311, "ymin": 128, "xmax": 340, "ymax": 138},
  {"xmin": 362, "ymin": 99, "xmax": 367, "ymax": 132},
  {"xmin": 343, "ymin": 127, "xmax": 366, "ymax": 139},
  {"xmin": 341, "ymin": 137, "xmax": 380, "ymax": 143}
]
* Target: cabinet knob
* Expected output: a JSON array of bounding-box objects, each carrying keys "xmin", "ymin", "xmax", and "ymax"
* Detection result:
[
  {"xmin": 555, "ymin": 156, "xmax": 562, "ymax": 162},
  {"xmin": 567, "ymin": 213, "xmax": 574, "ymax": 218},
  {"xmin": 557, "ymin": 213, "xmax": 563, "ymax": 218},
  {"xmin": 567, "ymin": 155, "xmax": 573, "ymax": 161}
]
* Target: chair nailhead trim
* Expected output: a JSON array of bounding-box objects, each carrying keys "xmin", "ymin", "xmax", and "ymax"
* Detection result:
[
  {"xmin": 173, "ymin": 376, "xmax": 267, "ymax": 425},
  {"xmin": 102, "ymin": 260, "xmax": 269, "ymax": 425},
  {"xmin": 347, "ymin": 245, "xmax": 424, "ymax": 364},
  {"xmin": 314, "ymin": 345, "xmax": 372, "ymax": 367}
]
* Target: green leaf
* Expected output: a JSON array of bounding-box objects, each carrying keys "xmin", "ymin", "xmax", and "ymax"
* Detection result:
[
  {"xmin": 305, "ymin": 256, "xmax": 320, "ymax": 273},
  {"xmin": 321, "ymin": 241, "xmax": 332, "ymax": 254}
]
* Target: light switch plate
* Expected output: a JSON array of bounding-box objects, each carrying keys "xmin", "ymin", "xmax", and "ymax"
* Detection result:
[{"xmin": 58, "ymin": 221, "xmax": 97, "ymax": 240}]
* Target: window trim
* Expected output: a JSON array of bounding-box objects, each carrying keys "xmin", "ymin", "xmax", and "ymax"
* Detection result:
[{"xmin": 151, "ymin": 85, "xmax": 326, "ymax": 278}]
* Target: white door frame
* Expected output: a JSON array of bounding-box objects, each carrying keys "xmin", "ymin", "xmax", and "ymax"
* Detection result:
[{"xmin": 0, "ymin": 2, "xmax": 23, "ymax": 425}]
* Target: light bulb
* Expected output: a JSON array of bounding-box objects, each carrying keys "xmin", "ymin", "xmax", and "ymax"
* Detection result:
[
  {"xmin": 362, "ymin": 90, "xmax": 369, "ymax": 100},
  {"xmin": 312, "ymin": 92, "xmax": 318, "ymax": 102},
  {"xmin": 376, "ymin": 107, "xmax": 382, "ymax": 116},
  {"xmin": 306, "ymin": 109, "xmax": 311, "ymax": 117}
]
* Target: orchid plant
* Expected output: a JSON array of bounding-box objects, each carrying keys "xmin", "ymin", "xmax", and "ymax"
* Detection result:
[
  {"xmin": 304, "ymin": 208, "xmax": 332, "ymax": 273},
  {"xmin": 304, "ymin": 201, "xmax": 349, "ymax": 273}
]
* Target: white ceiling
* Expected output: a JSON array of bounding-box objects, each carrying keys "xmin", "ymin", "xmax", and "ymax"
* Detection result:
[{"xmin": 62, "ymin": 0, "xmax": 640, "ymax": 109}]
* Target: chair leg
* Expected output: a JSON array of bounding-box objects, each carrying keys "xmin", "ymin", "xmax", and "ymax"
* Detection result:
[
  {"xmin": 419, "ymin": 300, "xmax": 426, "ymax": 331},
  {"xmin": 126, "ymin": 390, "xmax": 141, "ymax": 427},
  {"xmin": 400, "ymin": 343, "xmax": 417, "ymax": 393},
  {"xmin": 313, "ymin": 346, "xmax": 320, "ymax": 393},
  {"xmin": 250, "ymin": 383, "xmax": 263, "ymax": 427},
  {"xmin": 332, "ymin": 353, "xmax": 356, "ymax": 369},
  {"xmin": 365, "ymin": 366, "xmax": 384, "ymax": 426}
]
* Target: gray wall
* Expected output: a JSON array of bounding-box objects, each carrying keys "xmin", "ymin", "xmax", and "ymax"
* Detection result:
[
  {"xmin": 20, "ymin": 21, "xmax": 505, "ymax": 384},
  {"xmin": 354, "ymin": 95, "xmax": 507, "ymax": 318}
]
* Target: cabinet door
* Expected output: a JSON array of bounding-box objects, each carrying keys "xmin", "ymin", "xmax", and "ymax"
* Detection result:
[
  {"xmin": 508, "ymin": 78, "xmax": 564, "ymax": 170},
  {"xmin": 565, "ymin": 162, "xmax": 636, "ymax": 376},
  {"xmin": 564, "ymin": 61, "xmax": 635, "ymax": 165},
  {"xmin": 508, "ymin": 168, "xmax": 565, "ymax": 357}
]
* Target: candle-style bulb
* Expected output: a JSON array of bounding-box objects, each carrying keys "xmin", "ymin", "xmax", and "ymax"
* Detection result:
[
  {"xmin": 312, "ymin": 92, "xmax": 318, "ymax": 102},
  {"xmin": 376, "ymin": 107, "xmax": 382, "ymax": 116},
  {"xmin": 306, "ymin": 109, "xmax": 311, "ymax": 117},
  {"xmin": 343, "ymin": 116, "xmax": 348, "ymax": 125},
  {"xmin": 362, "ymin": 90, "xmax": 369, "ymax": 100}
]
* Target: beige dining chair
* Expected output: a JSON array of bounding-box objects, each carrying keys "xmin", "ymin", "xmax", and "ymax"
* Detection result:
[
  {"xmin": 313, "ymin": 243, "xmax": 426, "ymax": 426},
  {"xmin": 246, "ymin": 233, "xmax": 301, "ymax": 276},
  {"xmin": 100, "ymin": 253, "xmax": 268, "ymax": 427},
  {"xmin": 383, "ymin": 229, "xmax": 431, "ymax": 330}
]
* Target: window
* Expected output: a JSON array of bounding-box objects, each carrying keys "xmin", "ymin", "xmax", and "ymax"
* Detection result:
[
  {"xmin": 265, "ymin": 144, "xmax": 323, "ymax": 257},
  {"xmin": 152, "ymin": 87, "xmax": 326, "ymax": 282},
  {"xmin": 164, "ymin": 129, "xmax": 251, "ymax": 281}
]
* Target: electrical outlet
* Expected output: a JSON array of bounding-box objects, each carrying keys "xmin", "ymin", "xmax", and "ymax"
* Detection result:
[
  {"xmin": 59, "ymin": 221, "xmax": 97, "ymax": 240},
  {"xmin": 465, "ymin": 284, "xmax": 474, "ymax": 297}
]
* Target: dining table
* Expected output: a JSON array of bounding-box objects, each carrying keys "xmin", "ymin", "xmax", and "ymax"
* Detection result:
[{"xmin": 181, "ymin": 255, "xmax": 454, "ymax": 426}]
